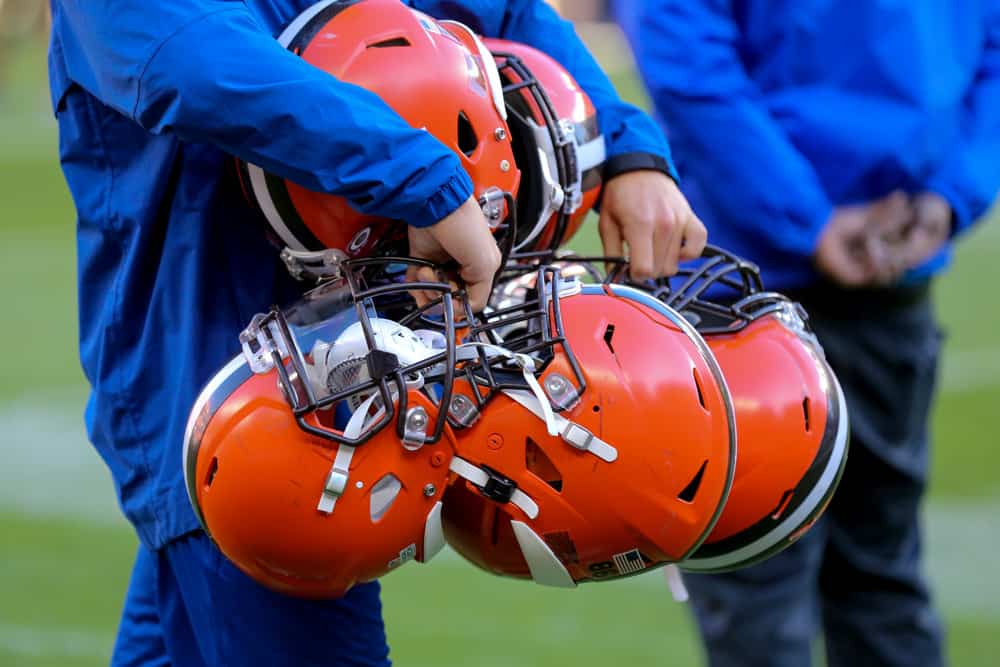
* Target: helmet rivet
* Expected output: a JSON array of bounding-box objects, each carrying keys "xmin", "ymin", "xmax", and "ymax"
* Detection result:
[
  {"xmin": 545, "ymin": 374, "xmax": 567, "ymax": 396},
  {"xmin": 423, "ymin": 483, "xmax": 437, "ymax": 497},
  {"xmin": 487, "ymin": 433, "xmax": 504, "ymax": 450},
  {"xmin": 430, "ymin": 451, "xmax": 446, "ymax": 467},
  {"xmin": 500, "ymin": 159, "xmax": 511, "ymax": 172},
  {"xmin": 355, "ymin": 480, "xmax": 364, "ymax": 489},
  {"xmin": 494, "ymin": 127, "xmax": 507, "ymax": 141},
  {"xmin": 407, "ymin": 407, "xmax": 428, "ymax": 430}
]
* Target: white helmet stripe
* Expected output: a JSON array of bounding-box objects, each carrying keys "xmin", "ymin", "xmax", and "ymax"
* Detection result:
[
  {"xmin": 277, "ymin": 0, "xmax": 341, "ymax": 47},
  {"xmin": 439, "ymin": 20, "xmax": 508, "ymax": 121},
  {"xmin": 246, "ymin": 163, "xmax": 308, "ymax": 251}
]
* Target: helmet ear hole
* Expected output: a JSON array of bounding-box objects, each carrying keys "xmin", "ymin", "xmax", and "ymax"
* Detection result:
[
  {"xmin": 457, "ymin": 112, "xmax": 479, "ymax": 157},
  {"xmin": 802, "ymin": 397, "xmax": 812, "ymax": 431},
  {"xmin": 370, "ymin": 474, "xmax": 403, "ymax": 522}
]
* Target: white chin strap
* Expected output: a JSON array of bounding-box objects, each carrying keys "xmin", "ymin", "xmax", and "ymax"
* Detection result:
[
  {"xmin": 664, "ymin": 564, "xmax": 689, "ymax": 602},
  {"xmin": 454, "ymin": 342, "xmax": 617, "ymax": 464},
  {"xmin": 317, "ymin": 392, "xmax": 384, "ymax": 514},
  {"xmin": 448, "ymin": 457, "xmax": 540, "ymax": 519}
]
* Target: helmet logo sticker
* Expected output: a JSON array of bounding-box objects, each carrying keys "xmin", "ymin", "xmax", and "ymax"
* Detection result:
[
  {"xmin": 388, "ymin": 543, "xmax": 417, "ymax": 570},
  {"xmin": 611, "ymin": 549, "xmax": 647, "ymax": 576},
  {"xmin": 348, "ymin": 227, "xmax": 371, "ymax": 255}
]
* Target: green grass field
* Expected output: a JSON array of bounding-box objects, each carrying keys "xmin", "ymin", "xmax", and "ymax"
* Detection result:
[{"xmin": 1, "ymin": 40, "xmax": 998, "ymax": 666}]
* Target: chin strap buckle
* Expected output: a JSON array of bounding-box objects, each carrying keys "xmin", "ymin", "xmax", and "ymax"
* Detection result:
[
  {"xmin": 448, "ymin": 457, "xmax": 540, "ymax": 519},
  {"xmin": 318, "ymin": 444, "xmax": 356, "ymax": 514}
]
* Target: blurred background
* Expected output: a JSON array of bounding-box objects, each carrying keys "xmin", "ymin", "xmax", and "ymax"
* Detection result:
[{"xmin": 1, "ymin": 2, "xmax": 998, "ymax": 665}]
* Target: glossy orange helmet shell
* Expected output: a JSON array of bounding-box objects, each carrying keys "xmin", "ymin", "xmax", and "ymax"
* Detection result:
[
  {"xmin": 183, "ymin": 259, "xmax": 465, "ymax": 598},
  {"xmin": 239, "ymin": 0, "xmax": 520, "ymax": 265},
  {"xmin": 603, "ymin": 244, "xmax": 850, "ymax": 572},
  {"xmin": 680, "ymin": 304, "xmax": 848, "ymax": 572},
  {"xmin": 441, "ymin": 272, "xmax": 737, "ymax": 586},
  {"xmin": 484, "ymin": 38, "xmax": 606, "ymax": 253}
]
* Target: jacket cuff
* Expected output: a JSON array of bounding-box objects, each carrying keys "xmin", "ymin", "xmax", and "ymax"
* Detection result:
[
  {"xmin": 407, "ymin": 167, "xmax": 475, "ymax": 228},
  {"xmin": 603, "ymin": 151, "xmax": 679, "ymax": 184},
  {"xmin": 925, "ymin": 181, "xmax": 972, "ymax": 237}
]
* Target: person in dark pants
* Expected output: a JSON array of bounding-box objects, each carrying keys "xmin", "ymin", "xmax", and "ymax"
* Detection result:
[{"xmin": 617, "ymin": 1, "xmax": 1000, "ymax": 665}]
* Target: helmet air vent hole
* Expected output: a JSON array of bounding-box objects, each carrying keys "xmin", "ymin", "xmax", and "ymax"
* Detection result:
[
  {"xmin": 802, "ymin": 397, "xmax": 811, "ymax": 432},
  {"xmin": 525, "ymin": 438, "xmax": 563, "ymax": 492},
  {"xmin": 205, "ymin": 457, "xmax": 219, "ymax": 488},
  {"xmin": 602, "ymin": 324, "xmax": 616, "ymax": 354},
  {"xmin": 692, "ymin": 368, "xmax": 707, "ymax": 409},
  {"xmin": 369, "ymin": 474, "xmax": 402, "ymax": 522},
  {"xmin": 457, "ymin": 112, "xmax": 479, "ymax": 157},
  {"xmin": 771, "ymin": 490, "xmax": 795, "ymax": 520},
  {"xmin": 366, "ymin": 36, "xmax": 411, "ymax": 49},
  {"xmin": 678, "ymin": 460, "xmax": 708, "ymax": 503}
]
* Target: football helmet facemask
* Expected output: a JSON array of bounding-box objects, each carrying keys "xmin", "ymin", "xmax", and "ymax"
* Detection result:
[
  {"xmin": 439, "ymin": 267, "xmax": 737, "ymax": 587},
  {"xmin": 183, "ymin": 258, "xmax": 464, "ymax": 598},
  {"xmin": 484, "ymin": 38, "xmax": 606, "ymax": 254}
]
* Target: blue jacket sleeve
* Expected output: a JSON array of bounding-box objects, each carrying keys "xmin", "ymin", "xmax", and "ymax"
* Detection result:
[
  {"xmin": 55, "ymin": 0, "xmax": 472, "ymax": 228},
  {"xmin": 422, "ymin": 0, "xmax": 677, "ymax": 180},
  {"xmin": 631, "ymin": 0, "xmax": 833, "ymax": 260},
  {"xmin": 926, "ymin": 5, "xmax": 1000, "ymax": 235}
]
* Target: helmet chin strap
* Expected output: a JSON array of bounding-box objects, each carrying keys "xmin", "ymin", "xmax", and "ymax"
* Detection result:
[
  {"xmin": 454, "ymin": 342, "xmax": 618, "ymax": 464},
  {"xmin": 664, "ymin": 564, "xmax": 690, "ymax": 602}
]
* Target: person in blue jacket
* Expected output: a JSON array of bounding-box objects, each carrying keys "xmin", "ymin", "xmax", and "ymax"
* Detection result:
[
  {"xmin": 49, "ymin": 0, "xmax": 707, "ymax": 664},
  {"xmin": 619, "ymin": 1, "xmax": 1000, "ymax": 665}
]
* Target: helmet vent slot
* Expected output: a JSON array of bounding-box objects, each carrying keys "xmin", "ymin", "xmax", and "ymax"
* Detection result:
[
  {"xmin": 602, "ymin": 324, "xmax": 616, "ymax": 354},
  {"xmin": 802, "ymin": 397, "xmax": 811, "ymax": 432},
  {"xmin": 367, "ymin": 37, "xmax": 411, "ymax": 49},
  {"xmin": 205, "ymin": 457, "xmax": 219, "ymax": 488},
  {"xmin": 526, "ymin": 438, "xmax": 563, "ymax": 492},
  {"xmin": 771, "ymin": 489, "xmax": 795, "ymax": 520},
  {"xmin": 457, "ymin": 112, "xmax": 479, "ymax": 157},
  {"xmin": 678, "ymin": 460, "xmax": 707, "ymax": 503},
  {"xmin": 370, "ymin": 474, "xmax": 402, "ymax": 522},
  {"xmin": 692, "ymin": 368, "xmax": 707, "ymax": 410}
]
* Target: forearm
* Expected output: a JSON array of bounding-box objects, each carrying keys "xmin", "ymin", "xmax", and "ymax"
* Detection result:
[{"xmin": 58, "ymin": 0, "xmax": 471, "ymax": 227}]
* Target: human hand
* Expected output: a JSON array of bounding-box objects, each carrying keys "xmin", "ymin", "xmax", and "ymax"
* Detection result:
[
  {"xmin": 597, "ymin": 170, "xmax": 708, "ymax": 281},
  {"xmin": 815, "ymin": 191, "xmax": 912, "ymax": 287},
  {"xmin": 897, "ymin": 192, "xmax": 952, "ymax": 269},
  {"xmin": 407, "ymin": 196, "xmax": 501, "ymax": 312}
]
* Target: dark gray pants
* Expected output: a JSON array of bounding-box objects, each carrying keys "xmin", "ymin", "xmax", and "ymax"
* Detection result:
[{"xmin": 685, "ymin": 284, "xmax": 947, "ymax": 667}]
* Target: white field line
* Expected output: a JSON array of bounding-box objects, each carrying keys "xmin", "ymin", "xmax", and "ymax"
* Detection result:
[
  {"xmin": 0, "ymin": 623, "xmax": 113, "ymax": 660},
  {"xmin": 940, "ymin": 346, "xmax": 1000, "ymax": 393}
]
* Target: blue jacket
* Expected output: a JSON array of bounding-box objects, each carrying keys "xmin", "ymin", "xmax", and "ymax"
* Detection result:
[
  {"xmin": 621, "ymin": 0, "xmax": 1000, "ymax": 289},
  {"xmin": 50, "ymin": 0, "xmax": 675, "ymax": 551}
]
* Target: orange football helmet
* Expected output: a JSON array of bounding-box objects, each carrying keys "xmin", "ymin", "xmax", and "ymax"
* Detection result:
[
  {"xmin": 641, "ymin": 246, "xmax": 849, "ymax": 572},
  {"xmin": 183, "ymin": 258, "xmax": 465, "ymax": 598},
  {"xmin": 485, "ymin": 38, "xmax": 606, "ymax": 253},
  {"xmin": 238, "ymin": 0, "xmax": 520, "ymax": 274},
  {"xmin": 440, "ymin": 267, "xmax": 737, "ymax": 586}
]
